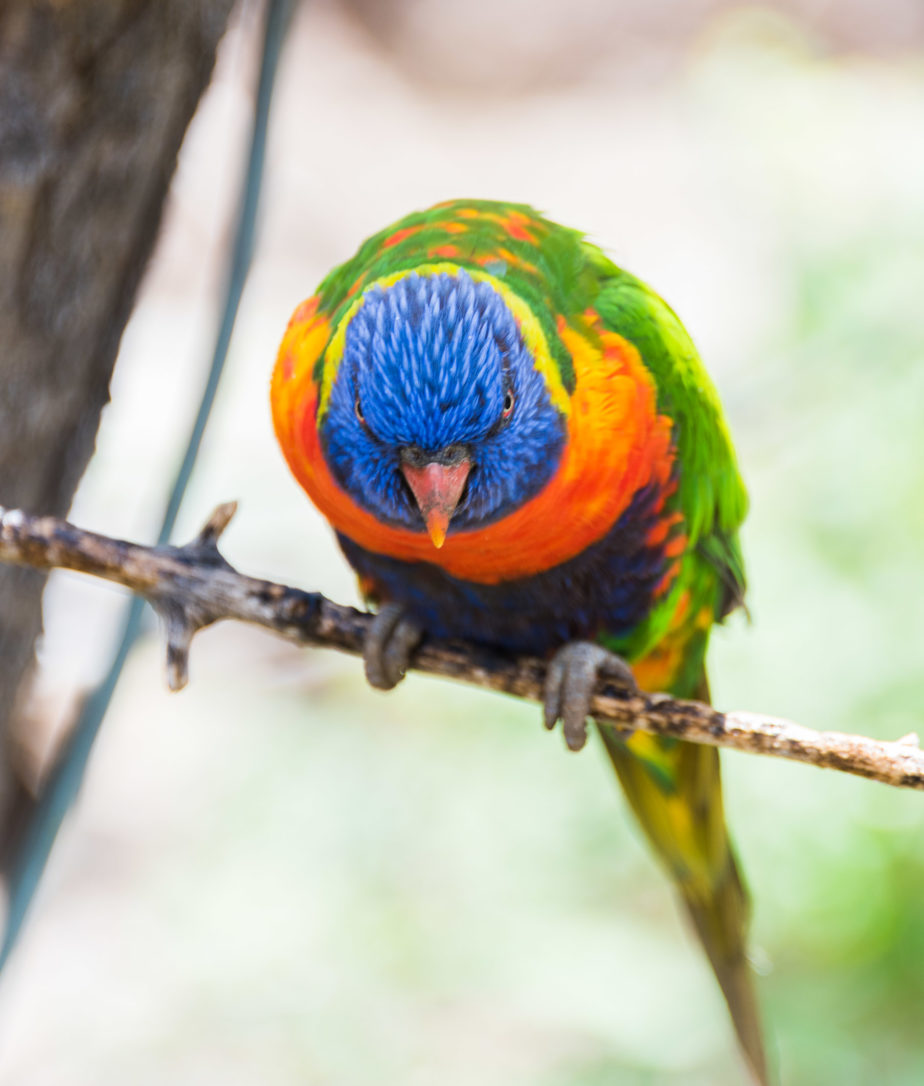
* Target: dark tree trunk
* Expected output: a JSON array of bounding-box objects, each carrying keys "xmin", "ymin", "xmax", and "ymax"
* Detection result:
[{"xmin": 0, "ymin": 0, "xmax": 237, "ymax": 834}]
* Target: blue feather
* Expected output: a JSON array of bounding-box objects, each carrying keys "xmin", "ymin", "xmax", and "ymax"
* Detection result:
[
  {"xmin": 322, "ymin": 271, "xmax": 566, "ymax": 531},
  {"xmin": 339, "ymin": 482, "xmax": 670, "ymax": 657}
]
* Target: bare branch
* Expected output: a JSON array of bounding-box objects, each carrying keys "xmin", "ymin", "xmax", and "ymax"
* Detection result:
[{"xmin": 1, "ymin": 503, "xmax": 922, "ymax": 792}]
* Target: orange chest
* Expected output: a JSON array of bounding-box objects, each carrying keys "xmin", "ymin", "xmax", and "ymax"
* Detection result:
[{"xmin": 272, "ymin": 310, "xmax": 678, "ymax": 585}]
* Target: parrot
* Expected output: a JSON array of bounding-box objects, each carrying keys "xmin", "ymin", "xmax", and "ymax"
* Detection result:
[{"xmin": 270, "ymin": 199, "xmax": 766, "ymax": 1083}]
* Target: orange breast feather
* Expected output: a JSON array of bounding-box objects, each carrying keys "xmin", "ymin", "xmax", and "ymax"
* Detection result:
[{"xmin": 271, "ymin": 303, "xmax": 675, "ymax": 586}]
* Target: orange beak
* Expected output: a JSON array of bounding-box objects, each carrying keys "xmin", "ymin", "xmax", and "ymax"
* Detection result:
[{"xmin": 400, "ymin": 459, "xmax": 471, "ymax": 548}]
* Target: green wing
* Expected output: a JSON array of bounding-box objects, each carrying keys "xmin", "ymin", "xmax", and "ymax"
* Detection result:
[
  {"xmin": 581, "ymin": 250, "xmax": 766, "ymax": 1083},
  {"xmin": 590, "ymin": 258, "xmax": 748, "ymax": 619}
]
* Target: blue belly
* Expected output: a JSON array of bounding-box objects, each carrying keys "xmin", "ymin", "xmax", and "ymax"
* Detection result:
[{"xmin": 338, "ymin": 483, "xmax": 671, "ymax": 657}]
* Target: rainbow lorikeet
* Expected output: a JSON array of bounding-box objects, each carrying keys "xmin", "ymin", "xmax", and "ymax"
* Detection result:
[{"xmin": 271, "ymin": 200, "xmax": 765, "ymax": 1082}]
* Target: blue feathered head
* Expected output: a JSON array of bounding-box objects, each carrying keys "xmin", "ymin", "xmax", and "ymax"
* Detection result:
[{"xmin": 321, "ymin": 270, "xmax": 566, "ymax": 544}]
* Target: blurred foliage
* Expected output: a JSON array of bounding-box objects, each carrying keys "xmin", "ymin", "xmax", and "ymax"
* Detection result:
[{"xmin": 704, "ymin": 30, "xmax": 924, "ymax": 1079}]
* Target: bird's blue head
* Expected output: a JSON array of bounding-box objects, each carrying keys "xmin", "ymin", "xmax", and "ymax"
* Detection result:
[{"xmin": 320, "ymin": 270, "xmax": 567, "ymax": 546}]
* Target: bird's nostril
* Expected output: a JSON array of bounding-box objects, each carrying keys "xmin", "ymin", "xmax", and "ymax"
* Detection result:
[
  {"xmin": 399, "ymin": 444, "xmax": 470, "ymax": 469},
  {"xmin": 399, "ymin": 445, "xmax": 427, "ymax": 468},
  {"xmin": 439, "ymin": 444, "xmax": 469, "ymax": 467}
]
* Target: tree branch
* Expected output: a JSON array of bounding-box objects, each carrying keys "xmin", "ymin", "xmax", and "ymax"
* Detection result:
[{"xmin": 1, "ymin": 503, "xmax": 921, "ymax": 792}]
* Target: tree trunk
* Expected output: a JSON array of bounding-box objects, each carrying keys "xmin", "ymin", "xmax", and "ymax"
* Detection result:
[{"xmin": 0, "ymin": 0, "xmax": 237, "ymax": 839}]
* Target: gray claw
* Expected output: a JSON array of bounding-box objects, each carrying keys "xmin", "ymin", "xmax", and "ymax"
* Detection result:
[
  {"xmin": 544, "ymin": 641, "xmax": 637, "ymax": 752},
  {"xmin": 364, "ymin": 603, "xmax": 423, "ymax": 690}
]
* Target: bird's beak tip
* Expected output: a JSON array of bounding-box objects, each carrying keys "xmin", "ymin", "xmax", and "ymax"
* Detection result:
[{"xmin": 401, "ymin": 458, "xmax": 470, "ymax": 548}]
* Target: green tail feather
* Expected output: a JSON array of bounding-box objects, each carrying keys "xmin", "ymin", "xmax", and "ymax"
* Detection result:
[
  {"xmin": 598, "ymin": 707, "xmax": 769, "ymax": 1084},
  {"xmin": 681, "ymin": 853, "xmax": 768, "ymax": 1085}
]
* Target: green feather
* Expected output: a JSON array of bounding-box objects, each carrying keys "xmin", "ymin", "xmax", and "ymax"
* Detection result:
[{"xmin": 580, "ymin": 248, "xmax": 765, "ymax": 1084}]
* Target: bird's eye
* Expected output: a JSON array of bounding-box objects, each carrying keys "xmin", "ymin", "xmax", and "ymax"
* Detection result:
[
  {"xmin": 355, "ymin": 394, "xmax": 365, "ymax": 424},
  {"xmin": 502, "ymin": 388, "xmax": 515, "ymax": 419}
]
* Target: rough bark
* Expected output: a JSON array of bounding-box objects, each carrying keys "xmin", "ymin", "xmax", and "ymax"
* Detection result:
[
  {"xmin": 3, "ymin": 501, "xmax": 922, "ymax": 793},
  {"xmin": 0, "ymin": 0, "xmax": 236, "ymax": 833}
]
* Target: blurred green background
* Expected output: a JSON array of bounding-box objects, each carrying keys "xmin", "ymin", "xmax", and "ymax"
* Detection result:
[{"xmin": 1, "ymin": 2, "xmax": 923, "ymax": 1083}]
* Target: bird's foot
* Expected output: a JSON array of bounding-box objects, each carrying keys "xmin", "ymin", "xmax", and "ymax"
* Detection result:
[
  {"xmin": 543, "ymin": 641, "xmax": 637, "ymax": 752},
  {"xmin": 363, "ymin": 602, "xmax": 424, "ymax": 690}
]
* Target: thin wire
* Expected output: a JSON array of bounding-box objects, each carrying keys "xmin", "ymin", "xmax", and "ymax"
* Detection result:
[{"xmin": 0, "ymin": 0, "xmax": 295, "ymax": 972}]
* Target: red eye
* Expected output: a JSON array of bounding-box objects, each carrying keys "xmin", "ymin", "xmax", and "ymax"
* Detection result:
[{"xmin": 502, "ymin": 389, "xmax": 514, "ymax": 419}]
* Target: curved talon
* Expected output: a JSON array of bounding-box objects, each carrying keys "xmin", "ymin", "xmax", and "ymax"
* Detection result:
[
  {"xmin": 544, "ymin": 641, "xmax": 637, "ymax": 752},
  {"xmin": 363, "ymin": 602, "xmax": 423, "ymax": 690}
]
